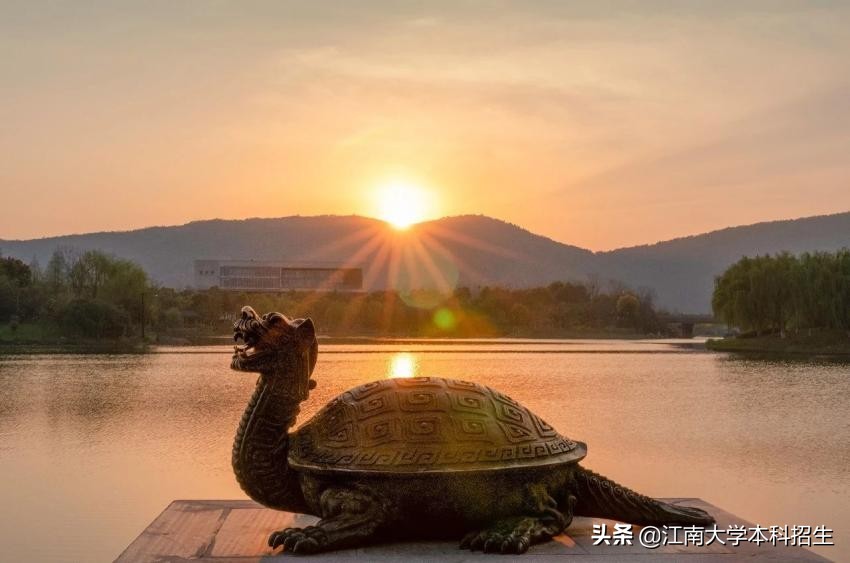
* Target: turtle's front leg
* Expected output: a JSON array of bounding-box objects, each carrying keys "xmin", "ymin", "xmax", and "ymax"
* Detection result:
[{"xmin": 269, "ymin": 487, "xmax": 388, "ymax": 554}]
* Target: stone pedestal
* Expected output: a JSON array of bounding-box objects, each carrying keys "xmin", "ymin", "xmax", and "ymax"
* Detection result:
[{"xmin": 116, "ymin": 499, "xmax": 827, "ymax": 561}]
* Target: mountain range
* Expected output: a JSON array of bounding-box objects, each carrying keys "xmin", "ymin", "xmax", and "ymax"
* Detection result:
[{"xmin": 2, "ymin": 212, "xmax": 850, "ymax": 313}]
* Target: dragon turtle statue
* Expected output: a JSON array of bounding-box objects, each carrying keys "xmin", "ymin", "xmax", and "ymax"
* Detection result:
[{"xmin": 231, "ymin": 306, "xmax": 713, "ymax": 555}]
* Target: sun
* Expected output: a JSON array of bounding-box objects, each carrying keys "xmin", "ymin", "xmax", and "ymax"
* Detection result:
[{"xmin": 375, "ymin": 179, "xmax": 431, "ymax": 229}]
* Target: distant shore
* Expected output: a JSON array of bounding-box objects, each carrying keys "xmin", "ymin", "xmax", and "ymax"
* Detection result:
[
  {"xmin": 707, "ymin": 331, "xmax": 850, "ymax": 356},
  {"xmin": 0, "ymin": 341, "xmax": 148, "ymax": 354},
  {"xmin": 0, "ymin": 321, "xmax": 148, "ymax": 353},
  {"xmin": 0, "ymin": 323, "xmax": 691, "ymax": 354}
]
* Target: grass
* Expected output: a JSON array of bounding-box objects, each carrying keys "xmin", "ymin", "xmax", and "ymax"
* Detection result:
[
  {"xmin": 0, "ymin": 322, "xmax": 147, "ymax": 354},
  {"xmin": 0, "ymin": 322, "xmax": 63, "ymax": 343},
  {"xmin": 707, "ymin": 329, "xmax": 850, "ymax": 356}
]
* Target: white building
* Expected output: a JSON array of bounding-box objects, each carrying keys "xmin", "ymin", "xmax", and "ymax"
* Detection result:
[{"xmin": 194, "ymin": 260, "xmax": 362, "ymax": 292}]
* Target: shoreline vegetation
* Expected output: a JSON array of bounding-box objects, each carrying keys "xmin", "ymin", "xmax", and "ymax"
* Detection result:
[
  {"xmin": 5, "ymin": 247, "xmax": 850, "ymax": 357},
  {"xmin": 707, "ymin": 330, "xmax": 850, "ymax": 356},
  {"xmin": 710, "ymin": 250, "xmax": 850, "ymax": 357},
  {"xmin": 1, "ymin": 248, "xmax": 687, "ymax": 352}
]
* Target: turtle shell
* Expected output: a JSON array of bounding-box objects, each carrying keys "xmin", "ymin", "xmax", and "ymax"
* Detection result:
[{"xmin": 289, "ymin": 377, "xmax": 586, "ymax": 474}]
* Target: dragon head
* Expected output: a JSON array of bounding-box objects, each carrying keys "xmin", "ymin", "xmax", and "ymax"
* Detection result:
[{"xmin": 231, "ymin": 306, "xmax": 318, "ymax": 397}]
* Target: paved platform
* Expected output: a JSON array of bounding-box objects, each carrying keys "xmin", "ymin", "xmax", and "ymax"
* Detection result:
[{"xmin": 116, "ymin": 499, "xmax": 827, "ymax": 561}]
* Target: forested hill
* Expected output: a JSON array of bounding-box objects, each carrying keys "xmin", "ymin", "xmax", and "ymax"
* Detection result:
[
  {"xmin": 598, "ymin": 212, "xmax": 850, "ymax": 312},
  {"xmin": 0, "ymin": 215, "xmax": 596, "ymax": 295},
  {"xmin": 2, "ymin": 212, "xmax": 850, "ymax": 313}
]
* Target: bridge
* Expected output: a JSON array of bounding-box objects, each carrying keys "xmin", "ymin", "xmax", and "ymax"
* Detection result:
[{"xmin": 658, "ymin": 313, "xmax": 717, "ymax": 338}]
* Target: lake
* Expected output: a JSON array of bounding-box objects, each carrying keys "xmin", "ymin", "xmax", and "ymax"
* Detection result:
[{"xmin": 0, "ymin": 340, "xmax": 847, "ymax": 561}]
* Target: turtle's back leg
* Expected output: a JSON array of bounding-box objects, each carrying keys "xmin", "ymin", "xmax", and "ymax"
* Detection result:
[
  {"xmin": 269, "ymin": 487, "xmax": 389, "ymax": 554},
  {"xmin": 460, "ymin": 485, "xmax": 576, "ymax": 554}
]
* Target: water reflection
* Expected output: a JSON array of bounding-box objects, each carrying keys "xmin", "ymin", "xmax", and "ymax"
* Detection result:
[
  {"xmin": 0, "ymin": 344, "xmax": 847, "ymax": 561},
  {"xmin": 387, "ymin": 352, "xmax": 418, "ymax": 378}
]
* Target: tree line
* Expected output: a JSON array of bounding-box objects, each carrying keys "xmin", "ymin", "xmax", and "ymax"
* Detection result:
[
  {"xmin": 2, "ymin": 248, "xmax": 664, "ymax": 340},
  {"xmin": 0, "ymin": 249, "xmax": 150, "ymax": 338},
  {"xmin": 158, "ymin": 281, "xmax": 661, "ymax": 338},
  {"xmin": 712, "ymin": 250, "xmax": 850, "ymax": 335}
]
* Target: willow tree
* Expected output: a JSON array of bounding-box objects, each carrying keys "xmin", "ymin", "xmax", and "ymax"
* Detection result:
[{"xmin": 713, "ymin": 250, "xmax": 850, "ymax": 334}]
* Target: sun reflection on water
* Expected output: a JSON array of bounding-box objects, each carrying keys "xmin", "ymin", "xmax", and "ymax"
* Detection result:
[{"xmin": 387, "ymin": 352, "xmax": 418, "ymax": 378}]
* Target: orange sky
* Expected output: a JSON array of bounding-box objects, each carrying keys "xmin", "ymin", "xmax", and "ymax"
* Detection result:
[{"xmin": 1, "ymin": 3, "xmax": 849, "ymax": 250}]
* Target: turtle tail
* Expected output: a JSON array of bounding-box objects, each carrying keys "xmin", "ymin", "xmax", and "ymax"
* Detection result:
[{"xmin": 572, "ymin": 466, "xmax": 715, "ymax": 526}]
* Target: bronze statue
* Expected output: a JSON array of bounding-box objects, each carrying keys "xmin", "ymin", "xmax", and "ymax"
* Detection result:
[{"xmin": 231, "ymin": 306, "xmax": 713, "ymax": 555}]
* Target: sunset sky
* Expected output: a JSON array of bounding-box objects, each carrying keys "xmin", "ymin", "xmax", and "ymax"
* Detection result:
[{"xmin": 1, "ymin": 2, "xmax": 848, "ymax": 250}]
